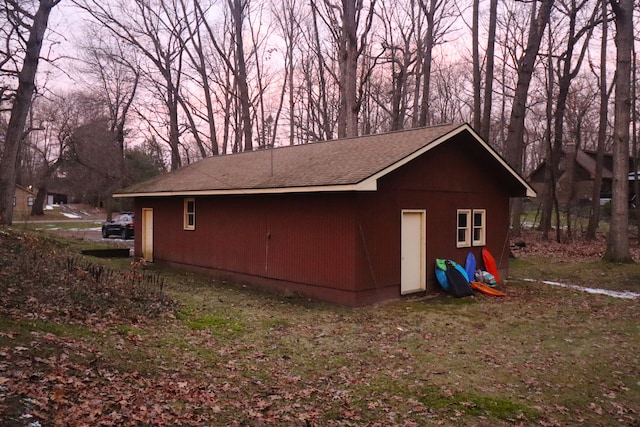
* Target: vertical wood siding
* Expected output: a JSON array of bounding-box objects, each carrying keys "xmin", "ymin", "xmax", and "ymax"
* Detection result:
[
  {"xmin": 137, "ymin": 193, "xmax": 357, "ymax": 292},
  {"xmin": 355, "ymin": 132, "xmax": 515, "ymax": 294}
]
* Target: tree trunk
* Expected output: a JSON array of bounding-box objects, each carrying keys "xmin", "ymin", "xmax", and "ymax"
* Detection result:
[
  {"xmin": 505, "ymin": 0, "xmax": 554, "ymax": 236},
  {"xmin": 310, "ymin": 0, "xmax": 332, "ymax": 141},
  {"xmin": 564, "ymin": 124, "xmax": 584, "ymax": 240},
  {"xmin": 633, "ymin": 49, "xmax": 640, "ymax": 243},
  {"xmin": 472, "ymin": 0, "xmax": 481, "ymax": 131},
  {"xmin": 338, "ymin": 0, "xmax": 359, "ymax": 138},
  {"xmin": 190, "ymin": 0, "xmax": 219, "ymax": 155},
  {"xmin": 178, "ymin": 94, "xmax": 208, "ymax": 159},
  {"xmin": 418, "ymin": 0, "xmax": 435, "ymax": 127},
  {"xmin": 604, "ymin": 0, "xmax": 633, "ymax": 262},
  {"xmin": 31, "ymin": 186, "xmax": 47, "ymax": 216},
  {"xmin": 586, "ymin": 0, "xmax": 609, "ymax": 240},
  {"xmin": 166, "ymin": 74, "xmax": 182, "ymax": 170},
  {"xmin": 288, "ymin": 16, "xmax": 295, "ymax": 145},
  {"xmin": 540, "ymin": 28, "xmax": 555, "ymax": 238},
  {"xmin": 0, "ymin": 0, "xmax": 59, "ymax": 225},
  {"xmin": 230, "ymin": 0, "xmax": 253, "ymax": 151},
  {"xmin": 480, "ymin": 0, "xmax": 498, "ymax": 139}
]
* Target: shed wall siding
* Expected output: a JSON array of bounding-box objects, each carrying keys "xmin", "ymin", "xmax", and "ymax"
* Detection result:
[
  {"xmin": 355, "ymin": 136, "xmax": 512, "ymax": 294},
  {"xmin": 136, "ymin": 193, "xmax": 359, "ymax": 293}
]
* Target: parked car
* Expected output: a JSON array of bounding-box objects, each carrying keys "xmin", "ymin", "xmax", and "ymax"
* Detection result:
[{"xmin": 102, "ymin": 212, "xmax": 135, "ymax": 239}]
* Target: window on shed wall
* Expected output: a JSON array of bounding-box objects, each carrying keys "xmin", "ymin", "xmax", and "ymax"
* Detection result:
[
  {"xmin": 472, "ymin": 209, "xmax": 486, "ymax": 246},
  {"xmin": 27, "ymin": 196, "xmax": 34, "ymax": 206},
  {"xmin": 184, "ymin": 198, "xmax": 195, "ymax": 230},
  {"xmin": 456, "ymin": 209, "xmax": 471, "ymax": 247}
]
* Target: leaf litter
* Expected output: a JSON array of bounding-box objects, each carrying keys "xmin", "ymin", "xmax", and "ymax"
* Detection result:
[{"xmin": 0, "ymin": 227, "xmax": 639, "ymax": 426}]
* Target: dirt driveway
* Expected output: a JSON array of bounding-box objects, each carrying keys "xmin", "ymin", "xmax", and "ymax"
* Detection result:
[{"xmin": 15, "ymin": 204, "xmax": 134, "ymax": 246}]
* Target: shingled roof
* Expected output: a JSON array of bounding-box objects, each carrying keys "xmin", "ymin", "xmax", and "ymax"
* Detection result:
[{"xmin": 115, "ymin": 123, "xmax": 535, "ymax": 198}]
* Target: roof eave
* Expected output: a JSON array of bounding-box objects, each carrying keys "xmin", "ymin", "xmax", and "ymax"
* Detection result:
[{"xmin": 113, "ymin": 180, "xmax": 378, "ymax": 198}]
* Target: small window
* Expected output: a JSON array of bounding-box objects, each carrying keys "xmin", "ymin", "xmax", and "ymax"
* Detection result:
[
  {"xmin": 184, "ymin": 198, "xmax": 195, "ymax": 230},
  {"xmin": 472, "ymin": 209, "xmax": 486, "ymax": 246},
  {"xmin": 13, "ymin": 197, "xmax": 16, "ymax": 207},
  {"xmin": 456, "ymin": 209, "xmax": 471, "ymax": 248},
  {"xmin": 27, "ymin": 196, "xmax": 34, "ymax": 206}
]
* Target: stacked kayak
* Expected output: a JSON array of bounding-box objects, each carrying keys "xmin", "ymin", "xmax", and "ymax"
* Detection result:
[{"xmin": 435, "ymin": 248, "xmax": 506, "ymax": 298}]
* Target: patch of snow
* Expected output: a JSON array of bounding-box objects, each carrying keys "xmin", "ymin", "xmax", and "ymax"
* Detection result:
[
  {"xmin": 61, "ymin": 213, "xmax": 82, "ymax": 219},
  {"xmin": 67, "ymin": 227, "xmax": 102, "ymax": 232},
  {"xmin": 521, "ymin": 278, "xmax": 640, "ymax": 299},
  {"xmin": 44, "ymin": 205, "xmax": 55, "ymax": 210}
]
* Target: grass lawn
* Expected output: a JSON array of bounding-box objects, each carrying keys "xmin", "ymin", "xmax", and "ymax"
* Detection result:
[{"xmin": 0, "ymin": 227, "xmax": 638, "ymax": 426}]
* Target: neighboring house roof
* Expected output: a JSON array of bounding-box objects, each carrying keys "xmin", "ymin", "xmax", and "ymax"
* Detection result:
[
  {"xmin": 115, "ymin": 123, "xmax": 536, "ymax": 198},
  {"xmin": 16, "ymin": 185, "xmax": 36, "ymax": 195},
  {"xmin": 528, "ymin": 148, "xmax": 614, "ymax": 181},
  {"xmin": 575, "ymin": 149, "xmax": 613, "ymax": 179}
]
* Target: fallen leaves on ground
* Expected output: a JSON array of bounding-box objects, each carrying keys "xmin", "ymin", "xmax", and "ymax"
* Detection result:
[
  {"xmin": 510, "ymin": 229, "xmax": 640, "ymax": 262},
  {"xmin": 0, "ymin": 227, "xmax": 639, "ymax": 426}
]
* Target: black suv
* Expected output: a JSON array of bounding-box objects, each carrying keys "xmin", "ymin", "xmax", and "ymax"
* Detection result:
[{"xmin": 102, "ymin": 212, "xmax": 135, "ymax": 240}]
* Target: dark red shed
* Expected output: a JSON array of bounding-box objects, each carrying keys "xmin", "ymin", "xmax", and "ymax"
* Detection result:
[{"xmin": 115, "ymin": 123, "xmax": 535, "ymax": 305}]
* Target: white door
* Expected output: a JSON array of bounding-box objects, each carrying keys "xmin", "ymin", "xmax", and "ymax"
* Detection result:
[
  {"xmin": 401, "ymin": 210, "xmax": 426, "ymax": 294},
  {"xmin": 142, "ymin": 208, "xmax": 154, "ymax": 262}
]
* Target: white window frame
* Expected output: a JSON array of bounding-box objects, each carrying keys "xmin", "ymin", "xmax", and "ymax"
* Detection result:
[
  {"xmin": 472, "ymin": 209, "xmax": 486, "ymax": 246},
  {"xmin": 27, "ymin": 196, "xmax": 34, "ymax": 206},
  {"xmin": 456, "ymin": 209, "xmax": 471, "ymax": 248},
  {"xmin": 184, "ymin": 198, "xmax": 196, "ymax": 230}
]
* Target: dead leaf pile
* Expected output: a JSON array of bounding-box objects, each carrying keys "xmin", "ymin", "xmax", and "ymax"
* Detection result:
[
  {"xmin": 0, "ymin": 229, "xmax": 174, "ymax": 326},
  {"xmin": 511, "ymin": 230, "xmax": 640, "ymax": 262}
]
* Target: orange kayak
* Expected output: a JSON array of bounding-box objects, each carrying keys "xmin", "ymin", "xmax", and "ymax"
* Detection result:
[
  {"xmin": 470, "ymin": 281, "xmax": 506, "ymax": 297},
  {"xmin": 481, "ymin": 247, "xmax": 500, "ymax": 283}
]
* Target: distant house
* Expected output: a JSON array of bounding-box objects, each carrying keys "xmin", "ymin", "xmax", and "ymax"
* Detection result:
[
  {"xmin": 46, "ymin": 190, "xmax": 68, "ymax": 205},
  {"xmin": 12, "ymin": 185, "xmax": 36, "ymax": 218},
  {"xmin": 115, "ymin": 123, "xmax": 535, "ymax": 306},
  {"xmin": 526, "ymin": 147, "xmax": 632, "ymax": 205}
]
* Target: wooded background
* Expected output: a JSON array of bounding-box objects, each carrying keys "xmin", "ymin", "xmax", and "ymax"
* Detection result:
[{"xmin": 0, "ymin": 0, "xmax": 636, "ymax": 260}]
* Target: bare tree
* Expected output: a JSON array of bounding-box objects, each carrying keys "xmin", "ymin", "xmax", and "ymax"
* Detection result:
[
  {"xmin": 430, "ymin": 61, "xmax": 470, "ymax": 124},
  {"xmin": 562, "ymin": 80, "xmax": 597, "ymax": 238},
  {"xmin": 377, "ymin": 0, "xmax": 420, "ymax": 131},
  {"xmin": 480, "ymin": 0, "xmax": 498, "ymax": 139},
  {"xmin": 308, "ymin": 0, "xmax": 333, "ymax": 141},
  {"xmin": 26, "ymin": 96, "xmax": 74, "ymax": 216},
  {"xmin": 604, "ymin": 0, "xmax": 632, "ymax": 261},
  {"xmin": 505, "ymin": 0, "xmax": 554, "ymax": 236},
  {"xmin": 79, "ymin": 33, "xmax": 141, "ymax": 188},
  {"xmin": 271, "ymin": 0, "xmax": 306, "ymax": 146},
  {"xmin": 73, "ymin": 0, "xmax": 194, "ymax": 170},
  {"xmin": 247, "ymin": 2, "xmax": 276, "ymax": 149},
  {"xmin": 472, "ymin": 0, "xmax": 481, "ymax": 130},
  {"xmin": 228, "ymin": 0, "xmax": 253, "ymax": 151},
  {"xmin": 316, "ymin": 0, "xmax": 377, "ymax": 138},
  {"xmin": 417, "ymin": 0, "xmax": 456, "ymax": 127},
  {"xmin": 180, "ymin": 0, "xmax": 219, "ymax": 156},
  {"xmin": 0, "ymin": 0, "xmax": 61, "ymax": 225},
  {"xmin": 587, "ymin": 2, "xmax": 610, "ymax": 241},
  {"xmin": 538, "ymin": 0, "xmax": 599, "ymax": 240}
]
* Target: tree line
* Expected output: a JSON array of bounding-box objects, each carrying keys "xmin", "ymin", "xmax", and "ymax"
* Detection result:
[{"xmin": 0, "ymin": 0, "xmax": 636, "ymax": 261}]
